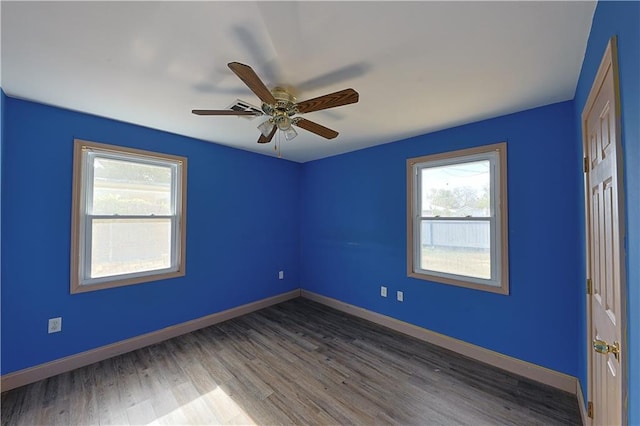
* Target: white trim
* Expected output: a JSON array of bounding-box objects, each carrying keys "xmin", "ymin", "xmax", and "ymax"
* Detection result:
[
  {"xmin": 582, "ymin": 36, "xmax": 628, "ymax": 426},
  {"xmin": 0, "ymin": 289, "xmax": 301, "ymax": 392},
  {"xmin": 301, "ymin": 290, "xmax": 577, "ymax": 394},
  {"xmin": 2, "ymin": 288, "xmax": 581, "ymax": 399},
  {"xmin": 81, "ymin": 148, "xmax": 182, "ymax": 286},
  {"xmin": 413, "ymin": 151, "xmax": 497, "ymax": 287},
  {"xmin": 70, "ymin": 139, "xmax": 189, "ymax": 294},
  {"xmin": 577, "ymin": 379, "xmax": 591, "ymax": 426},
  {"xmin": 407, "ymin": 142, "xmax": 509, "ymax": 295}
]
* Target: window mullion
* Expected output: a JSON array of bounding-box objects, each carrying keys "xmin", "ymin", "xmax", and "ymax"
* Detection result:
[
  {"xmin": 171, "ymin": 216, "xmax": 178, "ymax": 267},
  {"xmin": 418, "ymin": 216, "xmax": 492, "ymax": 222},
  {"xmin": 490, "ymin": 215, "xmax": 498, "ymax": 282},
  {"xmin": 89, "ymin": 214, "xmax": 174, "ymax": 220},
  {"xmin": 82, "ymin": 151, "xmax": 96, "ymax": 283},
  {"xmin": 83, "ymin": 216, "xmax": 94, "ymax": 283},
  {"xmin": 414, "ymin": 164, "xmax": 422, "ymax": 275}
]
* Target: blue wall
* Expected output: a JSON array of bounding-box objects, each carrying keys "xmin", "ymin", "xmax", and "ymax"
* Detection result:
[
  {"xmin": 1, "ymin": 90, "xmax": 4, "ymax": 358},
  {"xmin": 1, "ymin": 4, "xmax": 637, "ymax": 417},
  {"xmin": 301, "ymin": 101, "xmax": 581, "ymax": 376},
  {"xmin": 0, "ymin": 97, "xmax": 301, "ymax": 374},
  {"xmin": 574, "ymin": 1, "xmax": 640, "ymax": 423}
]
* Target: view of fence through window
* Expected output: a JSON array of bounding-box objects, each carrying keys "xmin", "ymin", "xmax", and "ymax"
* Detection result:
[
  {"xmin": 90, "ymin": 157, "xmax": 173, "ymax": 278},
  {"xmin": 420, "ymin": 160, "xmax": 491, "ymax": 279}
]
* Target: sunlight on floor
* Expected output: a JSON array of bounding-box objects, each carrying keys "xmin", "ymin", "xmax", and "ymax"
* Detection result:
[{"xmin": 146, "ymin": 386, "xmax": 257, "ymax": 425}]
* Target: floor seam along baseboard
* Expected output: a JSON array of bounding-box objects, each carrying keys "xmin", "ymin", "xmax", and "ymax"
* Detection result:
[
  {"xmin": 1, "ymin": 289, "xmax": 301, "ymax": 391},
  {"xmin": 2, "ymin": 287, "xmax": 582, "ymax": 401},
  {"xmin": 300, "ymin": 289, "xmax": 579, "ymax": 395}
]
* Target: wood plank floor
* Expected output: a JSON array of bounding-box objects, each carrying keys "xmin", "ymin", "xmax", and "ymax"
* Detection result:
[{"xmin": 1, "ymin": 297, "xmax": 581, "ymax": 425}]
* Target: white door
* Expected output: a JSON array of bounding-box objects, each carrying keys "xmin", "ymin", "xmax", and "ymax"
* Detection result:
[{"xmin": 582, "ymin": 36, "xmax": 627, "ymax": 426}]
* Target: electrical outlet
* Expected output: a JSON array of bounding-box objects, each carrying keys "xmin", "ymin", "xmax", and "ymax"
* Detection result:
[
  {"xmin": 278, "ymin": 270, "xmax": 284, "ymax": 280},
  {"xmin": 381, "ymin": 286, "xmax": 387, "ymax": 297},
  {"xmin": 48, "ymin": 317, "xmax": 62, "ymax": 333},
  {"xmin": 397, "ymin": 291, "xmax": 404, "ymax": 302}
]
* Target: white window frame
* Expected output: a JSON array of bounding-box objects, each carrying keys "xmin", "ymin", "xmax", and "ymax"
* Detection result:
[
  {"xmin": 71, "ymin": 139, "xmax": 187, "ymax": 293},
  {"xmin": 407, "ymin": 142, "xmax": 509, "ymax": 294}
]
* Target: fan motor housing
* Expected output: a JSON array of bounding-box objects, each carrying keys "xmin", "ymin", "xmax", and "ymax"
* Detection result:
[{"xmin": 262, "ymin": 87, "xmax": 298, "ymax": 117}]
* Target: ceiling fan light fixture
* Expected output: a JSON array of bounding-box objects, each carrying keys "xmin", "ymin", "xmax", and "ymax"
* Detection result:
[
  {"xmin": 257, "ymin": 119, "xmax": 275, "ymax": 137},
  {"xmin": 283, "ymin": 126, "xmax": 298, "ymax": 141},
  {"xmin": 274, "ymin": 114, "xmax": 291, "ymax": 131}
]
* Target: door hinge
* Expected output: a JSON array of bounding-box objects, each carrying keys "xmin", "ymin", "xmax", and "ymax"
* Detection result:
[
  {"xmin": 584, "ymin": 157, "xmax": 589, "ymax": 173},
  {"xmin": 587, "ymin": 401, "xmax": 594, "ymax": 418},
  {"xmin": 587, "ymin": 278, "xmax": 593, "ymax": 295}
]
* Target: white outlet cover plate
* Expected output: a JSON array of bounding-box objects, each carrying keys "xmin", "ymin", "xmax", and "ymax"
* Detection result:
[
  {"xmin": 397, "ymin": 291, "xmax": 404, "ymax": 302},
  {"xmin": 48, "ymin": 317, "xmax": 62, "ymax": 333},
  {"xmin": 381, "ymin": 286, "xmax": 387, "ymax": 297}
]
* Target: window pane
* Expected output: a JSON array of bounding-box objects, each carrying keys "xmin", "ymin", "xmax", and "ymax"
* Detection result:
[
  {"xmin": 421, "ymin": 160, "xmax": 490, "ymax": 217},
  {"xmin": 90, "ymin": 218, "xmax": 172, "ymax": 278},
  {"xmin": 92, "ymin": 157, "xmax": 172, "ymax": 215},
  {"xmin": 420, "ymin": 220, "xmax": 491, "ymax": 279}
]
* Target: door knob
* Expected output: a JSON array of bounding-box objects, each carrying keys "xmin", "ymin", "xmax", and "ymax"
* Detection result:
[{"xmin": 593, "ymin": 339, "xmax": 620, "ymax": 360}]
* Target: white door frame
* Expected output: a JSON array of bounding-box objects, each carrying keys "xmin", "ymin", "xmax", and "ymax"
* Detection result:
[{"xmin": 582, "ymin": 35, "xmax": 628, "ymax": 426}]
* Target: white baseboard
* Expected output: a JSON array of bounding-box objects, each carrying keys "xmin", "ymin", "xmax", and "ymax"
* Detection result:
[
  {"xmin": 577, "ymin": 379, "xmax": 590, "ymax": 425},
  {"xmin": 1, "ymin": 289, "xmax": 301, "ymax": 392},
  {"xmin": 3, "ymin": 288, "xmax": 581, "ymax": 400},
  {"xmin": 301, "ymin": 290, "xmax": 578, "ymax": 394}
]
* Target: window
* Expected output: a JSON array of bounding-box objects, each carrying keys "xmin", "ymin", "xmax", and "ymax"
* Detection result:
[
  {"xmin": 71, "ymin": 139, "xmax": 187, "ymax": 293},
  {"xmin": 407, "ymin": 143, "xmax": 508, "ymax": 294}
]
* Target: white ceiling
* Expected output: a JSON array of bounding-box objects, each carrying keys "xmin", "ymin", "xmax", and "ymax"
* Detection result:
[{"xmin": 1, "ymin": 1, "xmax": 596, "ymax": 163}]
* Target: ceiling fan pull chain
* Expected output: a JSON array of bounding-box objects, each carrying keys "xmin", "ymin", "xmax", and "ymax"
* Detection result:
[
  {"xmin": 277, "ymin": 131, "xmax": 282, "ymax": 158},
  {"xmin": 274, "ymin": 130, "xmax": 280, "ymax": 158}
]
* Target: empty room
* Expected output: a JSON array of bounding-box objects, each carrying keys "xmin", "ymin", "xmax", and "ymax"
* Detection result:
[{"xmin": 1, "ymin": 1, "xmax": 638, "ymax": 425}]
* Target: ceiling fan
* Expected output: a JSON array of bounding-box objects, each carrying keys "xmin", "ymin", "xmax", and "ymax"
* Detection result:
[{"xmin": 192, "ymin": 62, "xmax": 359, "ymax": 145}]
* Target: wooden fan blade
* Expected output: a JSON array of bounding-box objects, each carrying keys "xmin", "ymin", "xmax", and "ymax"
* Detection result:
[
  {"xmin": 192, "ymin": 109, "xmax": 261, "ymax": 116},
  {"xmin": 294, "ymin": 118, "xmax": 339, "ymax": 139},
  {"xmin": 228, "ymin": 62, "xmax": 277, "ymax": 105},
  {"xmin": 258, "ymin": 126, "xmax": 277, "ymax": 144},
  {"xmin": 296, "ymin": 88, "xmax": 359, "ymax": 114}
]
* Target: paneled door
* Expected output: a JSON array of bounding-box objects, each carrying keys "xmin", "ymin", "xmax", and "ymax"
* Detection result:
[{"xmin": 582, "ymin": 36, "xmax": 627, "ymax": 426}]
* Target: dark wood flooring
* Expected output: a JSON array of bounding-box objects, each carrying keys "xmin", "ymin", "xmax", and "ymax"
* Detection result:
[{"xmin": 1, "ymin": 297, "xmax": 581, "ymax": 425}]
